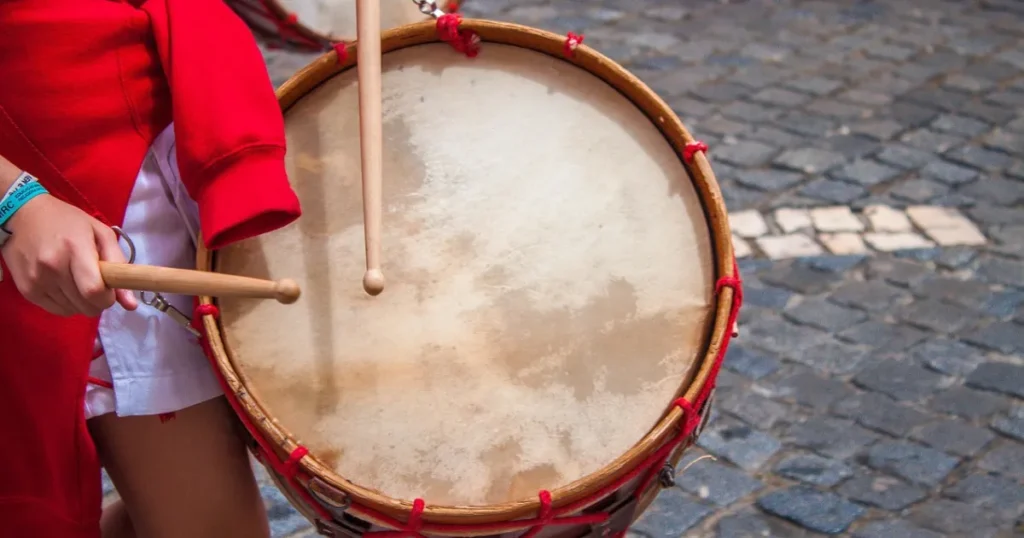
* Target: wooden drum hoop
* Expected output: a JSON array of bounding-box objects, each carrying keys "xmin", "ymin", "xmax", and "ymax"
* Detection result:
[{"xmin": 194, "ymin": 17, "xmax": 742, "ymax": 538}]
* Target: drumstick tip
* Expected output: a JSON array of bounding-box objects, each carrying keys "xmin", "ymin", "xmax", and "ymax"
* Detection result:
[
  {"xmin": 275, "ymin": 279, "xmax": 302, "ymax": 304},
  {"xmin": 363, "ymin": 269, "xmax": 385, "ymax": 296}
]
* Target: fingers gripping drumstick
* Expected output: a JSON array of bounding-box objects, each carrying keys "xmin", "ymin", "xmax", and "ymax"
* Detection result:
[{"xmin": 357, "ymin": 0, "xmax": 385, "ymax": 296}]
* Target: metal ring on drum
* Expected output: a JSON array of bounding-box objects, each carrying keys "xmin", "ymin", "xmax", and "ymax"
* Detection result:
[{"xmin": 193, "ymin": 16, "xmax": 742, "ymax": 538}]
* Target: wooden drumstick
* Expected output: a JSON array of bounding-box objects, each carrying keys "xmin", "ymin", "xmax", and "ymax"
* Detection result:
[
  {"xmin": 356, "ymin": 0, "xmax": 385, "ymax": 296},
  {"xmin": 99, "ymin": 262, "xmax": 301, "ymax": 304}
]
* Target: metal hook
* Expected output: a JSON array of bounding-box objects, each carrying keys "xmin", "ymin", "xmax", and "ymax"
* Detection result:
[{"xmin": 111, "ymin": 225, "xmax": 136, "ymax": 264}]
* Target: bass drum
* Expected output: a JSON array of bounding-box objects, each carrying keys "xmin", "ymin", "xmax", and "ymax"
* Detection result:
[{"xmin": 195, "ymin": 16, "xmax": 741, "ymax": 538}]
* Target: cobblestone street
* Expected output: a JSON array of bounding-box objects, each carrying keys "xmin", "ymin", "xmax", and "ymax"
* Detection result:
[{"xmin": 122, "ymin": 1, "xmax": 1024, "ymax": 536}]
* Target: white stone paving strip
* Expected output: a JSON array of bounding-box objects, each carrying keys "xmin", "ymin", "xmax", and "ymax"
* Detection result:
[{"xmin": 730, "ymin": 205, "xmax": 989, "ymax": 260}]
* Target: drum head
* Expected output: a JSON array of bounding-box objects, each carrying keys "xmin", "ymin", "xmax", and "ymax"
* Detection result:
[
  {"xmin": 216, "ymin": 42, "xmax": 716, "ymax": 507},
  {"xmin": 276, "ymin": 0, "xmax": 430, "ymax": 41}
]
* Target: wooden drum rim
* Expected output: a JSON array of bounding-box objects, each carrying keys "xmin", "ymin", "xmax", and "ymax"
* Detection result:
[{"xmin": 196, "ymin": 18, "xmax": 736, "ymax": 526}]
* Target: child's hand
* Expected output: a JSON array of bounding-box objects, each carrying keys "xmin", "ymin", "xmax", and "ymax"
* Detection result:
[{"xmin": 1, "ymin": 194, "xmax": 138, "ymax": 317}]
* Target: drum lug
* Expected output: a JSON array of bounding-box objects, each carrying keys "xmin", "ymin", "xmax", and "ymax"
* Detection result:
[
  {"xmin": 586, "ymin": 496, "xmax": 639, "ymax": 538},
  {"xmin": 310, "ymin": 477, "xmax": 353, "ymax": 512},
  {"xmin": 657, "ymin": 463, "xmax": 676, "ymax": 488},
  {"xmin": 691, "ymin": 387, "xmax": 716, "ymax": 442},
  {"xmin": 314, "ymin": 519, "xmax": 366, "ymax": 538}
]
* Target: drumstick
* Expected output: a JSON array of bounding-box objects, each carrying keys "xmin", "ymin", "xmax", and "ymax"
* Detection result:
[
  {"xmin": 99, "ymin": 262, "xmax": 301, "ymax": 304},
  {"xmin": 356, "ymin": 0, "xmax": 385, "ymax": 296}
]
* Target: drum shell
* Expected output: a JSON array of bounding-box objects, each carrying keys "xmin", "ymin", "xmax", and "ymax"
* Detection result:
[{"xmin": 194, "ymin": 17, "xmax": 740, "ymax": 538}]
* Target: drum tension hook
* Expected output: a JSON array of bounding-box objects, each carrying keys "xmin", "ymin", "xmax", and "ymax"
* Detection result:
[{"xmin": 658, "ymin": 463, "xmax": 676, "ymax": 488}]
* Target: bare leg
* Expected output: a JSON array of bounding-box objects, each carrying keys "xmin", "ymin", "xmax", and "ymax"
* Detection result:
[
  {"xmin": 89, "ymin": 397, "xmax": 270, "ymax": 538},
  {"xmin": 99, "ymin": 499, "xmax": 135, "ymax": 538}
]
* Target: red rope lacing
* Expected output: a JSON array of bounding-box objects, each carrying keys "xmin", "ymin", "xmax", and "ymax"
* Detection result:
[
  {"xmin": 683, "ymin": 140, "xmax": 708, "ymax": 162},
  {"xmin": 191, "ymin": 259, "xmax": 743, "ymax": 535},
  {"xmin": 436, "ymin": 13, "xmax": 479, "ymax": 57},
  {"xmin": 333, "ymin": 41, "xmax": 350, "ymax": 64},
  {"xmin": 564, "ymin": 32, "xmax": 584, "ymax": 57}
]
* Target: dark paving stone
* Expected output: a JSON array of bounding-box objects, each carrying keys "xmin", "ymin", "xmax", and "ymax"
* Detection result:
[
  {"xmin": 828, "ymin": 159, "xmax": 902, "ymax": 187},
  {"xmin": 744, "ymin": 316, "xmax": 831, "ymax": 359},
  {"xmin": 967, "ymin": 362, "xmax": 1024, "ymax": 398},
  {"xmin": 907, "ymin": 338, "xmax": 985, "ymax": 377},
  {"xmin": 774, "ymin": 148, "xmax": 847, "ymax": 174},
  {"xmin": 900, "ymin": 128, "xmax": 967, "ymax": 153},
  {"xmin": 718, "ymin": 391, "xmax": 795, "ymax": 430},
  {"xmin": 789, "ymin": 340, "xmax": 870, "ymax": 376},
  {"xmin": 945, "ymin": 472, "xmax": 1024, "ymax": 522},
  {"xmin": 849, "ymin": 119, "xmax": 905, "ymax": 140},
  {"xmin": 920, "ymin": 159, "xmax": 980, "ymax": 186},
  {"xmin": 750, "ymin": 87, "xmax": 811, "ymax": 107},
  {"xmin": 984, "ymin": 128, "xmax": 1024, "ymax": 156},
  {"xmin": 959, "ymin": 177, "xmax": 1024, "ymax": 206},
  {"xmin": 930, "ymin": 113, "xmax": 991, "ymax": 136},
  {"xmin": 784, "ymin": 298, "xmax": 867, "ymax": 332},
  {"xmin": 913, "ymin": 275, "xmax": 996, "ymax": 310},
  {"xmin": 945, "ymin": 145, "xmax": 1015, "ymax": 172},
  {"xmin": 742, "ymin": 285, "xmax": 793, "ymax": 310},
  {"xmin": 934, "ymin": 247, "xmax": 978, "ymax": 270},
  {"xmin": 930, "ymin": 385, "xmax": 1009, "ymax": 420},
  {"xmin": 800, "ymin": 179, "xmax": 867, "ymax": 204},
  {"xmin": 911, "ymin": 419, "xmax": 996, "ymax": 457},
  {"xmin": 777, "ymin": 112, "xmax": 841, "ymax": 138},
  {"xmin": 992, "ymin": 407, "xmax": 1024, "ymax": 441},
  {"xmin": 714, "ymin": 140, "xmax": 780, "ymax": 167},
  {"xmin": 852, "ymin": 521, "xmax": 943, "ymax": 538},
  {"xmin": 773, "ymin": 368, "xmax": 856, "ymax": 409},
  {"xmin": 910, "ymin": 498, "xmax": 1005, "ymax": 537},
  {"xmin": 874, "ymin": 144, "xmax": 936, "ymax": 170},
  {"xmin": 976, "ymin": 256, "xmax": 1024, "ymax": 288},
  {"xmin": 723, "ymin": 345, "xmax": 780, "ymax": 380},
  {"xmin": 261, "ymin": 484, "xmax": 312, "ymax": 538},
  {"xmin": 632, "ymin": 487, "xmax": 714, "ymax": 537},
  {"xmin": 733, "ymin": 169, "xmax": 804, "ymax": 191},
  {"xmin": 774, "ymin": 452, "xmax": 853, "ymax": 487},
  {"xmin": 837, "ymin": 474, "xmax": 928, "ymax": 511},
  {"xmin": 830, "ymin": 280, "xmax": 908, "ymax": 312},
  {"xmin": 888, "ymin": 101, "xmax": 942, "ymax": 128},
  {"xmin": 803, "ymin": 254, "xmax": 865, "ymax": 274},
  {"xmin": 865, "ymin": 256, "xmax": 931, "ymax": 288},
  {"xmin": 833, "ymin": 392, "xmax": 931, "ymax": 437},
  {"xmin": 977, "ymin": 441, "xmax": 1024, "ymax": 480},
  {"xmin": 838, "ymin": 321, "xmax": 928, "ymax": 353},
  {"xmin": 889, "ymin": 178, "xmax": 946, "ymax": 203},
  {"xmin": 718, "ymin": 101, "xmax": 783, "ymax": 123},
  {"xmin": 757, "ymin": 486, "xmax": 864, "ymax": 535},
  {"xmin": 960, "ymin": 100, "xmax": 1020, "ymax": 125},
  {"xmin": 894, "ymin": 298, "xmax": 975, "ymax": 333},
  {"xmin": 821, "ymin": 135, "xmax": 882, "ymax": 160},
  {"xmin": 964, "ymin": 322, "xmax": 1024, "ymax": 354},
  {"xmin": 785, "ymin": 76, "xmax": 844, "ymax": 96},
  {"xmin": 866, "ymin": 440, "xmax": 960, "ymax": 487},
  {"xmin": 715, "ymin": 508, "xmax": 815, "ymax": 538},
  {"xmin": 676, "ymin": 457, "xmax": 762, "ymax": 507},
  {"xmin": 697, "ymin": 417, "xmax": 782, "ymax": 471},
  {"xmin": 853, "ymin": 359, "xmax": 947, "ymax": 403},
  {"xmin": 760, "ymin": 264, "xmax": 842, "ymax": 295},
  {"xmin": 784, "ymin": 417, "xmax": 880, "ymax": 460}
]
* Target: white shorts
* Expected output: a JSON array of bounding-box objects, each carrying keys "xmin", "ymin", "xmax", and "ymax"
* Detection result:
[{"xmin": 84, "ymin": 124, "xmax": 223, "ymax": 420}]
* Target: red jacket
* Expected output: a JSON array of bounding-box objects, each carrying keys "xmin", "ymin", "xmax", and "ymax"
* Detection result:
[{"xmin": 0, "ymin": 1, "xmax": 301, "ymax": 535}]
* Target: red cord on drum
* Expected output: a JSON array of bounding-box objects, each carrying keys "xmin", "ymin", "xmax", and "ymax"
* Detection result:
[
  {"xmin": 563, "ymin": 32, "xmax": 584, "ymax": 57},
  {"xmin": 684, "ymin": 140, "xmax": 708, "ymax": 162},
  {"xmin": 436, "ymin": 14, "xmax": 479, "ymax": 57}
]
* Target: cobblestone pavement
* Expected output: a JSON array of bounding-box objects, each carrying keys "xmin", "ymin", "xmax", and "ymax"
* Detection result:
[{"xmin": 112, "ymin": 1, "xmax": 1024, "ymax": 536}]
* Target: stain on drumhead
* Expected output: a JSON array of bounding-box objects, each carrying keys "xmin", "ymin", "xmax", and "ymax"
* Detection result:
[{"xmin": 217, "ymin": 43, "xmax": 716, "ymax": 507}]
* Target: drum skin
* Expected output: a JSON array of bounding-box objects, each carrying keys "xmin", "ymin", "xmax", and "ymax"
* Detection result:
[{"xmin": 195, "ymin": 18, "xmax": 740, "ymax": 538}]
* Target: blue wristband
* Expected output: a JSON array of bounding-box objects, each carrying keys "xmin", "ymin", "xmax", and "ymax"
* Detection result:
[{"xmin": 0, "ymin": 172, "xmax": 48, "ymax": 229}]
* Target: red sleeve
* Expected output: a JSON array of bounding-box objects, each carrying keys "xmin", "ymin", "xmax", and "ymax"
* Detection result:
[{"xmin": 141, "ymin": 0, "xmax": 301, "ymax": 250}]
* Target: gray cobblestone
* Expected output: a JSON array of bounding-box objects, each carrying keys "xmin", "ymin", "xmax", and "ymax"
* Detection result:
[
  {"xmin": 784, "ymin": 298, "xmax": 867, "ymax": 332},
  {"xmin": 632, "ymin": 488, "xmax": 714, "ymax": 537},
  {"xmin": 828, "ymin": 159, "xmax": 901, "ymax": 187},
  {"xmin": 930, "ymin": 385, "xmax": 1010, "ymax": 420},
  {"xmin": 757, "ymin": 486, "xmax": 864, "ymax": 535},
  {"xmin": 908, "ymin": 338, "xmax": 985, "ymax": 376},
  {"xmin": 895, "ymin": 298, "xmax": 976, "ymax": 334},
  {"xmin": 677, "ymin": 458, "xmax": 763, "ymax": 507},
  {"xmin": 866, "ymin": 441, "xmax": 960, "ymax": 487},
  {"xmin": 977, "ymin": 442, "xmax": 1024, "ymax": 480},
  {"xmin": 920, "ymin": 159, "xmax": 981, "ymax": 185},
  {"xmin": 833, "ymin": 392, "xmax": 931, "ymax": 437},
  {"xmin": 784, "ymin": 417, "xmax": 880, "ymax": 460},
  {"xmin": 945, "ymin": 472, "xmax": 1024, "ymax": 521},
  {"xmin": 775, "ymin": 453, "xmax": 853, "ymax": 487},
  {"xmin": 830, "ymin": 280, "xmax": 908, "ymax": 312},
  {"xmin": 852, "ymin": 521, "xmax": 943, "ymax": 538},
  {"xmin": 992, "ymin": 407, "xmax": 1024, "ymax": 441},
  {"xmin": 697, "ymin": 417, "xmax": 783, "ymax": 471},
  {"xmin": 965, "ymin": 322, "xmax": 1024, "ymax": 354},
  {"xmin": 967, "ymin": 362, "xmax": 1024, "ymax": 398},
  {"xmin": 911, "ymin": 419, "xmax": 996, "ymax": 457},
  {"xmin": 839, "ymin": 321, "xmax": 928, "ymax": 354},
  {"xmin": 837, "ymin": 474, "xmax": 928, "ymax": 511},
  {"xmin": 909, "ymin": 498, "xmax": 1002, "ymax": 537}
]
